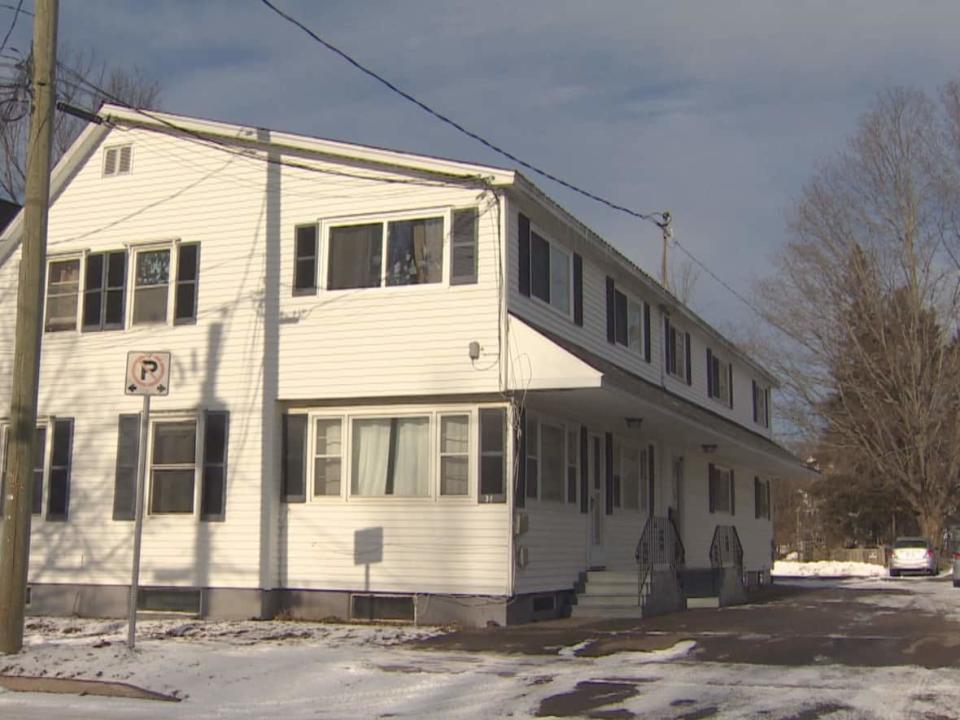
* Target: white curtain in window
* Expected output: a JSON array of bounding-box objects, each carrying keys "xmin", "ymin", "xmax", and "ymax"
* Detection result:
[
  {"xmin": 352, "ymin": 419, "xmax": 391, "ymax": 495},
  {"xmin": 392, "ymin": 417, "xmax": 429, "ymax": 496}
]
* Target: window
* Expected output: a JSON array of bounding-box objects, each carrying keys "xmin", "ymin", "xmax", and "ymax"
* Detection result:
[
  {"xmin": 528, "ymin": 230, "xmax": 571, "ymax": 314},
  {"xmin": 566, "ymin": 428, "xmax": 578, "ymax": 504},
  {"xmin": 525, "ymin": 416, "xmax": 538, "ymax": 499},
  {"xmin": 478, "ymin": 408, "xmax": 506, "ymax": 502},
  {"xmin": 707, "ymin": 350, "xmax": 733, "ymax": 407},
  {"xmin": 293, "ymin": 224, "xmax": 318, "ymax": 294},
  {"xmin": 103, "ymin": 145, "xmax": 132, "ymax": 177},
  {"xmin": 327, "ymin": 215, "xmax": 444, "ymax": 290},
  {"xmin": 607, "ymin": 279, "xmax": 649, "ymax": 358},
  {"xmin": 351, "ymin": 416, "xmax": 430, "ymax": 497},
  {"xmin": 82, "ymin": 251, "xmax": 127, "ymax": 331},
  {"xmin": 708, "ymin": 464, "xmax": 735, "ymax": 514},
  {"xmin": 133, "ymin": 249, "xmax": 170, "ymax": 324},
  {"xmin": 0, "ymin": 420, "xmax": 73, "ymax": 520},
  {"xmin": 754, "ymin": 476, "xmax": 771, "ymax": 519},
  {"xmin": 664, "ymin": 318, "xmax": 690, "ymax": 382},
  {"xmin": 439, "ymin": 415, "xmax": 469, "ymax": 496},
  {"xmin": 450, "ymin": 208, "xmax": 478, "ymax": 285},
  {"xmin": 150, "ymin": 421, "xmax": 196, "ymax": 514},
  {"xmin": 138, "ymin": 413, "xmax": 229, "ymax": 518},
  {"xmin": 313, "ymin": 418, "xmax": 342, "ymax": 497},
  {"xmin": 753, "ymin": 381, "xmax": 770, "ymax": 428},
  {"xmin": 540, "ymin": 423, "xmax": 564, "ymax": 502},
  {"xmin": 45, "ymin": 259, "xmax": 81, "ymax": 332}
]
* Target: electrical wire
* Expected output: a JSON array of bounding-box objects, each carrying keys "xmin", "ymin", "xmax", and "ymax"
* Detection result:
[
  {"xmin": 0, "ymin": 0, "xmax": 23, "ymax": 58},
  {"xmin": 258, "ymin": 0, "xmax": 666, "ymax": 226}
]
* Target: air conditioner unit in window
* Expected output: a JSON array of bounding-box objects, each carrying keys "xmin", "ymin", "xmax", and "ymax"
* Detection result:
[{"xmin": 514, "ymin": 511, "xmax": 529, "ymax": 536}]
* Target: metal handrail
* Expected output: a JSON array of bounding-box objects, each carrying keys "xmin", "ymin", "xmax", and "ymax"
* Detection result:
[
  {"xmin": 635, "ymin": 515, "xmax": 685, "ymax": 606},
  {"xmin": 708, "ymin": 525, "xmax": 743, "ymax": 594}
]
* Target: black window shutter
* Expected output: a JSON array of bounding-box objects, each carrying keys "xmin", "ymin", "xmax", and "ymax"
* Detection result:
[
  {"xmin": 767, "ymin": 480, "xmax": 772, "ymax": 518},
  {"xmin": 643, "ymin": 302, "xmax": 651, "ymax": 363},
  {"xmin": 201, "ymin": 411, "xmax": 229, "ymax": 521},
  {"xmin": 281, "ymin": 414, "xmax": 307, "ymax": 502},
  {"xmin": 604, "ymin": 432, "xmax": 614, "ymax": 515},
  {"xmin": 708, "ymin": 463, "xmax": 716, "ymax": 513},
  {"xmin": 293, "ymin": 224, "xmax": 318, "ymax": 293},
  {"xmin": 663, "ymin": 317, "xmax": 672, "ymax": 369},
  {"xmin": 174, "ymin": 243, "xmax": 200, "ymax": 324},
  {"xmin": 573, "ymin": 253, "xmax": 583, "ymax": 326},
  {"xmin": 754, "ymin": 476, "xmax": 761, "ymax": 519},
  {"xmin": 579, "ymin": 426, "xmax": 588, "ymax": 514},
  {"xmin": 605, "ymin": 277, "xmax": 615, "ymax": 343},
  {"xmin": 518, "ymin": 213, "xmax": 531, "ymax": 297},
  {"xmin": 730, "ymin": 469, "xmax": 736, "ymax": 515},
  {"xmin": 706, "ymin": 349, "xmax": 714, "ymax": 397},
  {"xmin": 46, "ymin": 419, "xmax": 73, "ymax": 521},
  {"xmin": 113, "ymin": 414, "xmax": 140, "ymax": 521},
  {"xmin": 752, "ymin": 380, "xmax": 758, "ymax": 422},
  {"xmin": 728, "ymin": 364, "xmax": 734, "ymax": 408},
  {"xmin": 515, "ymin": 407, "xmax": 527, "ymax": 508},
  {"xmin": 685, "ymin": 332, "xmax": 692, "ymax": 385},
  {"xmin": 647, "ymin": 444, "xmax": 656, "ymax": 518},
  {"xmin": 765, "ymin": 388, "xmax": 771, "ymax": 428}
]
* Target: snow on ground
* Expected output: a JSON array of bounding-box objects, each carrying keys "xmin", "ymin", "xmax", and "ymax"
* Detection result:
[
  {"xmin": 1, "ymin": 608, "xmax": 960, "ymax": 719},
  {"xmin": 773, "ymin": 560, "xmax": 888, "ymax": 578}
]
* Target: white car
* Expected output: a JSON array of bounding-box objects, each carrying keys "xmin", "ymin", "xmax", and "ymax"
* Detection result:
[{"xmin": 889, "ymin": 537, "xmax": 937, "ymax": 577}]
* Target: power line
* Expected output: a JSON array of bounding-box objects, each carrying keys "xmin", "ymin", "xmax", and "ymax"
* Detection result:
[
  {"xmin": 259, "ymin": 0, "xmax": 666, "ymax": 226},
  {"xmin": 0, "ymin": 0, "xmax": 23, "ymax": 57}
]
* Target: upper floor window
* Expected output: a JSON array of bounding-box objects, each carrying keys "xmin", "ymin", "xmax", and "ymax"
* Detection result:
[
  {"xmin": 44, "ymin": 259, "xmax": 81, "ymax": 332},
  {"xmin": 518, "ymin": 213, "xmax": 582, "ymax": 324},
  {"xmin": 327, "ymin": 216, "xmax": 443, "ymax": 290},
  {"xmin": 753, "ymin": 381, "xmax": 770, "ymax": 428},
  {"xmin": 707, "ymin": 348, "xmax": 733, "ymax": 408},
  {"xmin": 103, "ymin": 144, "xmax": 132, "ymax": 177},
  {"xmin": 607, "ymin": 278, "xmax": 649, "ymax": 359},
  {"xmin": 82, "ymin": 250, "xmax": 126, "ymax": 331},
  {"xmin": 664, "ymin": 317, "xmax": 691, "ymax": 383},
  {"xmin": 45, "ymin": 243, "xmax": 199, "ymax": 333}
]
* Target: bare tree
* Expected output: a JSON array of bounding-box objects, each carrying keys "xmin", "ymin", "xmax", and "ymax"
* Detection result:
[
  {"xmin": 0, "ymin": 48, "xmax": 160, "ymax": 203},
  {"xmin": 756, "ymin": 86, "xmax": 960, "ymax": 546},
  {"xmin": 670, "ymin": 256, "xmax": 700, "ymax": 306}
]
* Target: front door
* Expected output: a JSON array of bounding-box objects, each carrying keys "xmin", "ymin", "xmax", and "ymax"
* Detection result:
[{"xmin": 588, "ymin": 434, "xmax": 605, "ymax": 567}]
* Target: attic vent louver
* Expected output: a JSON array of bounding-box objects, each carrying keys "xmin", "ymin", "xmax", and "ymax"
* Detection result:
[{"xmin": 103, "ymin": 144, "xmax": 132, "ymax": 177}]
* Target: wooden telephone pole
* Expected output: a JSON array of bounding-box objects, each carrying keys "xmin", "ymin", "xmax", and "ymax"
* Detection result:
[{"xmin": 0, "ymin": 0, "xmax": 58, "ymax": 655}]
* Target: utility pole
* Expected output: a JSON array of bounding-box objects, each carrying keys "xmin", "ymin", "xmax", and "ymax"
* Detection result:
[
  {"xmin": 657, "ymin": 211, "xmax": 672, "ymax": 291},
  {"xmin": 0, "ymin": 0, "xmax": 58, "ymax": 655}
]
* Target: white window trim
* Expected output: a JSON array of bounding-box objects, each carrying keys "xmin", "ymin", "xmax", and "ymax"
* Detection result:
[
  {"xmin": 145, "ymin": 411, "xmax": 204, "ymax": 520},
  {"xmin": 293, "ymin": 405, "xmax": 484, "ymax": 505},
  {"xmin": 43, "ymin": 253, "xmax": 83, "ymax": 334},
  {"xmin": 527, "ymin": 224, "xmax": 573, "ymax": 321},
  {"xmin": 525, "ymin": 412, "xmax": 580, "ymax": 508},
  {"xmin": 127, "ymin": 239, "xmax": 192, "ymax": 327},
  {"xmin": 666, "ymin": 323, "xmax": 687, "ymax": 382},
  {"xmin": 319, "ymin": 206, "xmax": 454, "ymax": 292},
  {"xmin": 710, "ymin": 353, "xmax": 732, "ymax": 406}
]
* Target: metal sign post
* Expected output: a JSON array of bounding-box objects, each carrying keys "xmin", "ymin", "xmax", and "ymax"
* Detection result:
[{"xmin": 124, "ymin": 351, "xmax": 171, "ymax": 651}]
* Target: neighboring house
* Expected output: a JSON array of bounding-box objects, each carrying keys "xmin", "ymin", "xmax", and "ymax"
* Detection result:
[{"xmin": 0, "ymin": 105, "xmax": 808, "ymax": 626}]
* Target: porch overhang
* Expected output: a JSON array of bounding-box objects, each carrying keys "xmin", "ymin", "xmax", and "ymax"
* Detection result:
[{"xmin": 506, "ymin": 316, "xmax": 814, "ymax": 480}]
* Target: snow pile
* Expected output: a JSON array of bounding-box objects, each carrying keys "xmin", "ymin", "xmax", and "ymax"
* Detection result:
[{"xmin": 773, "ymin": 560, "xmax": 887, "ymax": 578}]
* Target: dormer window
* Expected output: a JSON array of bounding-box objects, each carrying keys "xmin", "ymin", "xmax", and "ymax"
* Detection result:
[{"xmin": 103, "ymin": 145, "xmax": 132, "ymax": 177}]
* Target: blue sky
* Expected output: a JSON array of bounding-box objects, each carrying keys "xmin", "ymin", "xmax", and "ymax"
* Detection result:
[{"xmin": 6, "ymin": 1, "xmax": 960, "ymax": 326}]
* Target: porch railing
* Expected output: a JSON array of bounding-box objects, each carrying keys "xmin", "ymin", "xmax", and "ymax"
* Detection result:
[
  {"xmin": 635, "ymin": 515, "xmax": 685, "ymax": 606},
  {"xmin": 708, "ymin": 524, "xmax": 743, "ymax": 594}
]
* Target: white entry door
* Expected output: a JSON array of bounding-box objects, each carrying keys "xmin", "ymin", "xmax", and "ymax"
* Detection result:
[{"xmin": 588, "ymin": 434, "xmax": 605, "ymax": 567}]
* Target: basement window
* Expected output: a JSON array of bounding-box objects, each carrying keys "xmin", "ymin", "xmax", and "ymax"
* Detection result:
[
  {"xmin": 351, "ymin": 594, "xmax": 414, "ymax": 622},
  {"xmin": 137, "ymin": 588, "xmax": 202, "ymax": 615}
]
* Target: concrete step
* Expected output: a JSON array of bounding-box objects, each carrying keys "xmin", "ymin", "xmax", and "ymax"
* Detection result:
[
  {"xmin": 576, "ymin": 593, "xmax": 639, "ymax": 609},
  {"xmin": 686, "ymin": 596, "xmax": 720, "ymax": 609},
  {"xmin": 582, "ymin": 578, "xmax": 639, "ymax": 594},
  {"xmin": 586, "ymin": 570, "xmax": 636, "ymax": 584},
  {"xmin": 570, "ymin": 604, "xmax": 644, "ymax": 619}
]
